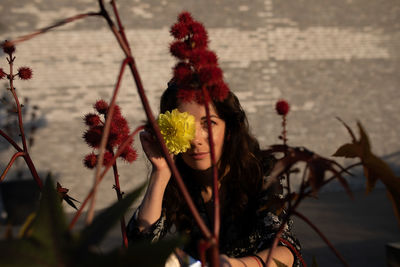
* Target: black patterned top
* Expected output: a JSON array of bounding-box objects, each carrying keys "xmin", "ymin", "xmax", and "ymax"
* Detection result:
[{"xmin": 127, "ymin": 159, "xmax": 302, "ymax": 266}]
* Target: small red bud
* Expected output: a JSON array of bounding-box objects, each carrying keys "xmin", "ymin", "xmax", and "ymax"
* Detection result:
[
  {"xmin": 94, "ymin": 99, "xmax": 108, "ymax": 114},
  {"xmin": 2, "ymin": 41, "xmax": 15, "ymax": 55},
  {"xmin": 84, "ymin": 153, "xmax": 98, "ymax": 169},
  {"xmin": 275, "ymin": 100, "xmax": 290, "ymax": 116},
  {"xmin": 17, "ymin": 67, "xmax": 33, "ymax": 80}
]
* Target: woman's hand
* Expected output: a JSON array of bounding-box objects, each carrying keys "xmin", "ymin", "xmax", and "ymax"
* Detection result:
[{"xmin": 140, "ymin": 130, "xmax": 172, "ymax": 176}]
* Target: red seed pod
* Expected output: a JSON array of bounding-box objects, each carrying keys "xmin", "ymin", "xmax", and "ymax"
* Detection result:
[
  {"xmin": 178, "ymin": 11, "xmax": 193, "ymax": 23},
  {"xmin": 83, "ymin": 126, "xmax": 103, "ymax": 148},
  {"xmin": 120, "ymin": 146, "xmax": 137, "ymax": 163},
  {"xmin": 84, "ymin": 113, "xmax": 101, "ymax": 127},
  {"xmin": 198, "ymin": 65, "xmax": 222, "ymax": 84},
  {"xmin": 275, "ymin": 100, "xmax": 290, "ymax": 116},
  {"xmin": 2, "ymin": 41, "xmax": 15, "ymax": 55},
  {"xmin": 17, "ymin": 67, "xmax": 33, "ymax": 80},
  {"xmin": 174, "ymin": 62, "xmax": 193, "ymax": 85},
  {"xmin": 170, "ymin": 22, "xmax": 189, "ymax": 39},
  {"xmin": 170, "ymin": 41, "xmax": 191, "ymax": 60},
  {"xmin": 209, "ymin": 81, "xmax": 230, "ymax": 102},
  {"xmin": 83, "ymin": 153, "xmax": 98, "ymax": 169},
  {"xmin": 94, "ymin": 99, "xmax": 108, "ymax": 114},
  {"xmin": 102, "ymin": 151, "xmax": 114, "ymax": 166}
]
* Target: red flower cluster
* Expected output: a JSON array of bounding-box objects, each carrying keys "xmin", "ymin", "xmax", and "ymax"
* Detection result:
[
  {"xmin": 83, "ymin": 100, "xmax": 137, "ymax": 169},
  {"xmin": 275, "ymin": 100, "xmax": 290, "ymax": 116},
  {"xmin": 17, "ymin": 67, "xmax": 33, "ymax": 80},
  {"xmin": 169, "ymin": 11, "xmax": 229, "ymax": 103}
]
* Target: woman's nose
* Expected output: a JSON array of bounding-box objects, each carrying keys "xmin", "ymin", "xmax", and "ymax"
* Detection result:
[{"xmin": 191, "ymin": 124, "xmax": 207, "ymax": 146}]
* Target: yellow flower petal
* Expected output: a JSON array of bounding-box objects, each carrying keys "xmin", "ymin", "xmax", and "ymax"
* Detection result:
[{"xmin": 157, "ymin": 109, "xmax": 195, "ymax": 155}]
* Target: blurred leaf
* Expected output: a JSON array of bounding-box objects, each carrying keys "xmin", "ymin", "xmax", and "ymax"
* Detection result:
[
  {"xmin": 265, "ymin": 146, "xmax": 352, "ymax": 198},
  {"xmin": 357, "ymin": 122, "xmax": 371, "ymax": 156},
  {"xmin": 18, "ymin": 213, "xmax": 36, "ymax": 238},
  {"xmin": 0, "ymin": 239, "xmax": 51, "ymax": 266},
  {"xmin": 273, "ymin": 258, "xmax": 288, "ymax": 267},
  {"xmin": 332, "ymin": 143, "xmax": 360, "ymax": 158},
  {"xmin": 335, "ymin": 120, "xmax": 400, "ymax": 227},
  {"xmin": 0, "ymin": 178, "xmax": 71, "ymax": 266},
  {"xmin": 77, "ymin": 183, "xmax": 145, "ymax": 250}
]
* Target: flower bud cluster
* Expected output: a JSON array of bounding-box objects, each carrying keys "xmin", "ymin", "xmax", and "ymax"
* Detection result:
[
  {"xmin": 169, "ymin": 12, "xmax": 229, "ymax": 103},
  {"xmin": 1, "ymin": 41, "xmax": 33, "ymax": 81},
  {"xmin": 83, "ymin": 100, "xmax": 137, "ymax": 169}
]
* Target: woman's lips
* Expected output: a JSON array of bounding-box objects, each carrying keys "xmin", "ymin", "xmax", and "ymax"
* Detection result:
[{"xmin": 190, "ymin": 152, "xmax": 209, "ymax": 160}]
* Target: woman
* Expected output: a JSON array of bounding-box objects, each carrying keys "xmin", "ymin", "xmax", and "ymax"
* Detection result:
[{"xmin": 127, "ymin": 81, "xmax": 302, "ymax": 266}]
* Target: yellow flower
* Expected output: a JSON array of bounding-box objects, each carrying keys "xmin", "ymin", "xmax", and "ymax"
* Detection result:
[{"xmin": 157, "ymin": 109, "xmax": 195, "ymax": 155}]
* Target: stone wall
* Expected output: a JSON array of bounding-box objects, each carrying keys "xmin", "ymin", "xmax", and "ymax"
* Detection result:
[{"xmin": 0, "ymin": 0, "xmax": 399, "ymax": 211}]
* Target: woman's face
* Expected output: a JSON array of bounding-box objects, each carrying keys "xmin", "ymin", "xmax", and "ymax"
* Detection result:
[{"xmin": 178, "ymin": 101, "xmax": 226, "ymax": 171}]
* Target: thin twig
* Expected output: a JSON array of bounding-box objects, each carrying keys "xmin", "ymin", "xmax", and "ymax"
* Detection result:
[
  {"xmin": 201, "ymin": 87, "xmax": 220, "ymax": 266},
  {"xmin": 111, "ymin": 161, "xmax": 128, "ymax": 248},
  {"xmin": 0, "ymin": 151, "xmax": 25, "ymax": 182},
  {"xmin": 86, "ymin": 56, "xmax": 132, "ymax": 225},
  {"xmin": 11, "ymin": 12, "xmax": 101, "ymax": 46},
  {"xmin": 0, "ymin": 129, "xmax": 22, "ymax": 152}
]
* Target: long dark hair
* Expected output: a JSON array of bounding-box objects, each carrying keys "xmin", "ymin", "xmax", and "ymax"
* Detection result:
[{"xmin": 159, "ymin": 83, "xmax": 265, "ymax": 231}]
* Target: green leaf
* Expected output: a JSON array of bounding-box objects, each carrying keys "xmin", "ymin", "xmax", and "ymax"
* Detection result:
[
  {"xmin": 273, "ymin": 258, "xmax": 288, "ymax": 267},
  {"xmin": 77, "ymin": 183, "xmax": 145, "ymax": 250},
  {"xmin": 332, "ymin": 143, "xmax": 360, "ymax": 158},
  {"xmin": 28, "ymin": 176, "xmax": 69, "ymax": 265}
]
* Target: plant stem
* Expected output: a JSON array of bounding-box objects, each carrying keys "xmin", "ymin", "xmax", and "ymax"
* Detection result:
[
  {"xmin": 0, "ymin": 151, "xmax": 25, "ymax": 182},
  {"xmin": 86, "ymin": 57, "xmax": 132, "ymax": 225},
  {"xmin": 112, "ymin": 161, "xmax": 128, "ymax": 248},
  {"xmin": 201, "ymin": 87, "xmax": 220, "ymax": 266},
  {"xmin": 99, "ymin": 0, "xmax": 212, "ymax": 240},
  {"xmin": 0, "ymin": 129, "xmax": 22, "ymax": 152},
  {"xmin": 11, "ymin": 12, "xmax": 101, "ymax": 46}
]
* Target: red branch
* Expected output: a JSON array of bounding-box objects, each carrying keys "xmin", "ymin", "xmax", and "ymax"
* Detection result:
[
  {"xmin": 111, "ymin": 161, "xmax": 128, "ymax": 248},
  {"xmin": 0, "ymin": 129, "xmax": 22, "ymax": 152},
  {"xmin": 99, "ymin": 0, "xmax": 213, "ymax": 241},
  {"xmin": 201, "ymin": 87, "xmax": 220, "ymax": 265},
  {"xmin": 11, "ymin": 12, "xmax": 101, "ymax": 46},
  {"xmin": 86, "ymin": 56, "xmax": 133, "ymax": 225},
  {"xmin": 0, "ymin": 151, "xmax": 25, "ymax": 182}
]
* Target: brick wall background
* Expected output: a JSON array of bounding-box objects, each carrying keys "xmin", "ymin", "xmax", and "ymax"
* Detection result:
[{"xmin": 0, "ymin": 0, "xmax": 399, "ymax": 212}]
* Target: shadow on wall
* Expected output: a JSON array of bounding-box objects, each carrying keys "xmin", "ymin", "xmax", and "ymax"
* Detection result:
[{"xmin": 0, "ymin": 88, "xmax": 48, "ymax": 225}]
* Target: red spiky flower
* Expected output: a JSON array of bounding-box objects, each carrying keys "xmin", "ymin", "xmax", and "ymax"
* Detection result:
[
  {"xmin": 83, "ymin": 99, "xmax": 138, "ymax": 169},
  {"xmin": 276, "ymin": 100, "xmax": 290, "ymax": 116},
  {"xmin": 2, "ymin": 40, "xmax": 15, "ymax": 55},
  {"xmin": 94, "ymin": 99, "xmax": 108, "ymax": 114},
  {"xmin": 0, "ymin": 68, "xmax": 6, "ymax": 79},
  {"xmin": 84, "ymin": 153, "xmax": 97, "ymax": 169},
  {"xmin": 17, "ymin": 67, "xmax": 33, "ymax": 80},
  {"xmin": 169, "ymin": 12, "xmax": 230, "ymax": 103},
  {"xmin": 84, "ymin": 113, "xmax": 101, "ymax": 127}
]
